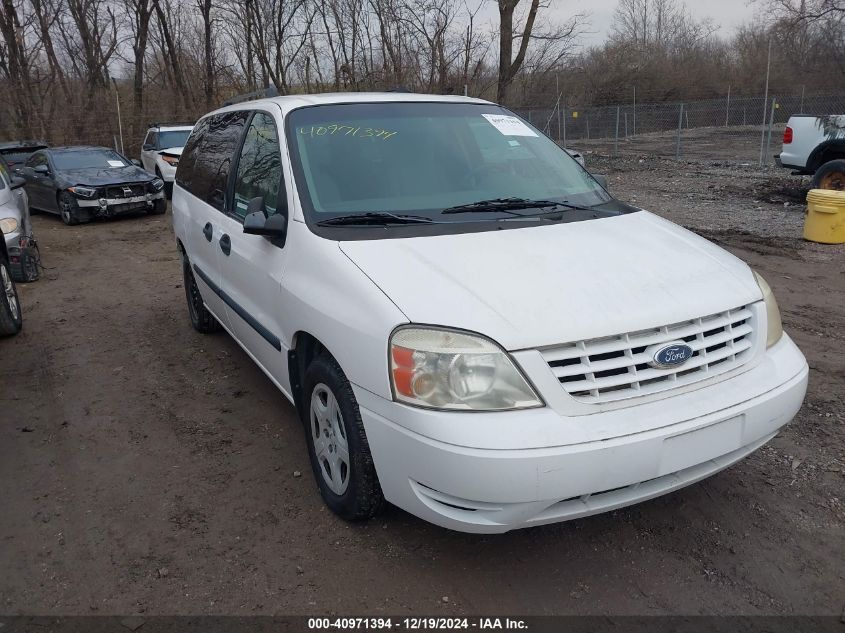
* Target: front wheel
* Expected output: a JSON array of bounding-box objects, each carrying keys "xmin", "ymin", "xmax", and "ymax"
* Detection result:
[
  {"xmin": 58, "ymin": 192, "xmax": 80, "ymax": 225},
  {"xmin": 302, "ymin": 354, "xmax": 385, "ymax": 521},
  {"xmin": 148, "ymin": 198, "xmax": 166, "ymax": 215},
  {"xmin": 812, "ymin": 159, "xmax": 845, "ymax": 191},
  {"xmin": 0, "ymin": 258, "xmax": 22, "ymax": 336}
]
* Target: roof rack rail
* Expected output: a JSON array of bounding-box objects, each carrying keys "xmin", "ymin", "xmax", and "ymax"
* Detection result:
[
  {"xmin": 222, "ymin": 85, "xmax": 279, "ymax": 106},
  {"xmin": 148, "ymin": 121, "xmax": 196, "ymax": 129}
]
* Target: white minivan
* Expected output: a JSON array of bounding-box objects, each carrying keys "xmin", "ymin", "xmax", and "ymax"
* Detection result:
[{"xmin": 171, "ymin": 93, "xmax": 808, "ymax": 533}]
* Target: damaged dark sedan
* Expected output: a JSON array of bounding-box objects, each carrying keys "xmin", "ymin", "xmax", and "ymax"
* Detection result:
[{"xmin": 20, "ymin": 146, "xmax": 166, "ymax": 225}]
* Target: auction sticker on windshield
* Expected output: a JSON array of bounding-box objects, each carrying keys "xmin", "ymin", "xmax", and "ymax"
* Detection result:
[{"xmin": 482, "ymin": 114, "xmax": 537, "ymax": 137}]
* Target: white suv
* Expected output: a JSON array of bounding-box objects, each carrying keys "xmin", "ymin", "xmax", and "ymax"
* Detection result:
[
  {"xmin": 140, "ymin": 123, "xmax": 194, "ymax": 197},
  {"xmin": 172, "ymin": 93, "xmax": 808, "ymax": 533}
]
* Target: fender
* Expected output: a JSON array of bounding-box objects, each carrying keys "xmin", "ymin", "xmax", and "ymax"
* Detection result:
[{"xmin": 807, "ymin": 138, "xmax": 845, "ymax": 172}]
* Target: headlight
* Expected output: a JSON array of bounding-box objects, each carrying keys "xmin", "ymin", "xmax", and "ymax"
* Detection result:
[
  {"xmin": 150, "ymin": 178, "xmax": 164, "ymax": 191},
  {"xmin": 753, "ymin": 271, "xmax": 783, "ymax": 348},
  {"xmin": 69, "ymin": 185, "xmax": 97, "ymax": 198},
  {"xmin": 161, "ymin": 155, "xmax": 179, "ymax": 166},
  {"xmin": 0, "ymin": 217, "xmax": 19, "ymax": 234},
  {"xmin": 389, "ymin": 326, "xmax": 543, "ymax": 411}
]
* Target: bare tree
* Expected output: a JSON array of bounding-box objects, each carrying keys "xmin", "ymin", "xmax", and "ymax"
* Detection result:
[
  {"xmin": 496, "ymin": 0, "xmax": 581, "ymax": 104},
  {"xmin": 0, "ymin": 0, "xmax": 34, "ymax": 134}
]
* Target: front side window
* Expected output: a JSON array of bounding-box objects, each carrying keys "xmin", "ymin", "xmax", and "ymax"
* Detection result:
[
  {"xmin": 144, "ymin": 131, "xmax": 158, "ymax": 149},
  {"xmin": 51, "ymin": 149, "xmax": 129, "ymax": 171},
  {"xmin": 25, "ymin": 152, "xmax": 46, "ymax": 168},
  {"xmin": 286, "ymin": 102, "xmax": 611, "ymax": 227},
  {"xmin": 232, "ymin": 112, "xmax": 284, "ymax": 220}
]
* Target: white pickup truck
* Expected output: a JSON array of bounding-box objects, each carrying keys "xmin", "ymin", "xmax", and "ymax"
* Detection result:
[{"xmin": 778, "ymin": 115, "xmax": 845, "ymax": 190}]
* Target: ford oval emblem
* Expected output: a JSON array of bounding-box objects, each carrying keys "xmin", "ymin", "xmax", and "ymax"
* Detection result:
[{"xmin": 647, "ymin": 341, "xmax": 694, "ymax": 369}]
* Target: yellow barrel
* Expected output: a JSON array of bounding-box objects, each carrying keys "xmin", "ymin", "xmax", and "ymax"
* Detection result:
[{"xmin": 804, "ymin": 189, "xmax": 845, "ymax": 244}]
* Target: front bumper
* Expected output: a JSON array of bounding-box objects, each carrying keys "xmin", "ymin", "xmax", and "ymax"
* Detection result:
[
  {"xmin": 76, "ymin": 192, "xmax": 165, "ymax": 217},
  {"xmin": 156, "ymin": 160, "xmax": 177, "ymax": 183},
  {"xmin": 355, "ymin": 335, "xmax": 808, "ymax": 533}
]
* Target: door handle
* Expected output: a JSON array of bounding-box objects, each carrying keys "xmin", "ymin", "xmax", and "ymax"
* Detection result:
[
  {"xmin": 219, "ymin": 234, "xmax": 231, "ymax": 256},
  {"xmin": 203, "ymin": 222, "xmax": 213, "ymax": 242}
]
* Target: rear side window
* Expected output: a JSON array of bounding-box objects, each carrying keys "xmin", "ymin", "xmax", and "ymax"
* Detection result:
[
  {"xmin": 180, "ymin": 112, "xmax": 248, "ymax": 212},
  {"xmin": 176, "ymin": 118, "xmax": 209, "ymax": 192},
  {"xmin": 232, "ymin": 112, "xmax": 284, "ymax": 219}
]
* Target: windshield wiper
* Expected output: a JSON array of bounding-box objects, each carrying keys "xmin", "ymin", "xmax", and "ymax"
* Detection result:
[
  {"xmin": 441, "ymin": 197, "xmax": 593, "ymax": 215},
  {"xmin": 316, "ymin": 212, "xmax": 437, "ymax": 226}
]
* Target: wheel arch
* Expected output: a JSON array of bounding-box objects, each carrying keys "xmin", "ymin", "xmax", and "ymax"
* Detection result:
[
  {"xmin": 0, "ymin": 230, "xmax": 9, "ymax": 263},
  {"xmin": 809, "ymin": 140, "xmax": 845, "ymax": 172},
  {"xmin": 288, "ymin": 330, "xmax": 334, "ymax": 416}
]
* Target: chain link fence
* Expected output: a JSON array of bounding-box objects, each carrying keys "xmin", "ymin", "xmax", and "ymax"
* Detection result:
[{"xmin": 515, "ymin": 92, "xmax": 845, "ymax": 165}]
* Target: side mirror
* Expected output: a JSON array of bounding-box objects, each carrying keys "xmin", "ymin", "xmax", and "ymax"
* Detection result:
[
  {"xmin": 142, "ymin": 144, "xmax": 155, "ymax": 151},
  {"xmin": 131, "ymin": 158, "xmax": 142, "ymax": 167},
  {"xmin": 592, "ymin": 174, "xmax": 609, "ymax": 190},
  {"xmin": 34, "ymin": 164, "xmax": 49, "ymax": 175},
  {"xmin": 10, "ymin": 176, "xmax": 26, "ymax": 189},
  {"xmin": 243, "ymin": 197, "xmax": 287, "ymax": 246}
]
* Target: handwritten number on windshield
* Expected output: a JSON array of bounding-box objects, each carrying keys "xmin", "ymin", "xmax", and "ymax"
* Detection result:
[{"xmin": 298, "ymin": 125, "xmax": 397, "ymax": 140}]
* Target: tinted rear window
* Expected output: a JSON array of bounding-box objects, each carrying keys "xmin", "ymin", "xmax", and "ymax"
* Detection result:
[
  {"xmin": 176, "ymin": 112, "xmax": 248, "ymax": 211},
  {"xmin": 1, "ymin": 146, "xmax": 47, "ymax": 164}
]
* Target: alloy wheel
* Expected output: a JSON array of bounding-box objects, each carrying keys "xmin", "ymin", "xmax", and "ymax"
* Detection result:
[{"xmin": 2, "ymin": 263, "xmax": 19, "ymax": 319}]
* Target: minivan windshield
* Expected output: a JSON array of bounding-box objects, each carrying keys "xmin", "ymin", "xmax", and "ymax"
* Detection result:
[
  {"xmin": 52, "ymin": 149, "xmax": 129, "ymax": 171},
  {"xmin": 158, "ymin": 130, "xmax": 192, "ymax": 149},
  {"xmin": 286, "ymin": 102, "xmax": 611, "ymax": 224}
]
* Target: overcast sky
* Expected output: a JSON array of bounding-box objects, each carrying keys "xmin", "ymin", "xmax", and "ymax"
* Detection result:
[{"xmin": 477, "ymin": 0, "xmax": 760, "ymax": 48}]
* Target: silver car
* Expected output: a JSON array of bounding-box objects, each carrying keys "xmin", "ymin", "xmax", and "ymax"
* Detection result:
[{"xmin": 0, "ymin": 158, "xmax": 39, "ymax": 282}]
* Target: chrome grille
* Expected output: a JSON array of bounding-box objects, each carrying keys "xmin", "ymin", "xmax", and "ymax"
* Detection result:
[{"xmin": 542, "ymin": 306, "xmax": 757, "ymax": 404}]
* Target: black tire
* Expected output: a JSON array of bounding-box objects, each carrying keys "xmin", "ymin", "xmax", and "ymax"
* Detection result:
[
  {"xmin": 14, "ymin": 245, "xmax": 40, "ymax": 283},
  {"xmin": 148, "ymin": 198, "xmax": 166, "ymax": 215},
  {"xmin": 182, "ymin": 253, "xmax": 221, "ymax": 334},
  {"xmin": 302, "ymin": 354, "xmax": 385, "ymax": 521},
  {"xmin": 58, "ymin": 192, "xmax": 80, "ymax": 225},
  {"xmin": 0, "ymin": 258, "xmax": 22, "ymax": 336},
  {"xmin": 812, "ymin": 159, "xmax": 845, "ymax": 191}
]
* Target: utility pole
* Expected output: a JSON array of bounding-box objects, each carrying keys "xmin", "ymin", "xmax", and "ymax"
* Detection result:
[
  {"xmin": 759, "ymin": 38, "xmax": 772, "ymax": 167},
  {"xmin": 764, "ymin": 97, "xmax": 777, "ymax": 165},
  {"xmin": 633, "ymin": 86, "xmax": 637, "ymax": 136},
  {"xmin": 676, "ymin": 103, "xmax": 684, "ymax": 160},
  {"xmin": 614, "ymin": 106, "xmax": 620, "ymax": 156},
  {"xmin": 725, "ymin": 85, "xmax": 731, "ymax": 127}
]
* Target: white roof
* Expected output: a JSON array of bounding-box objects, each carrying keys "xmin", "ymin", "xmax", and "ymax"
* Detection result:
[{"xmin": 215, "ymin": 91, "xmax": 494, "ymax": 116}]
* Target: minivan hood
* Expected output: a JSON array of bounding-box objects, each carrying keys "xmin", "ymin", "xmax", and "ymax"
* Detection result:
[{"xmin": 339, "ymin": 211, "xmax": 763, "ymax": 350}]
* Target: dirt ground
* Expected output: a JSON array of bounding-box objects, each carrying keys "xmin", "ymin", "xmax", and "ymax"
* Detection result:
[{"xmin": 1, "ymin": 149, "xmax": 843, "ymax": 617}]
